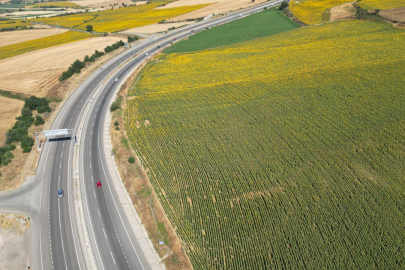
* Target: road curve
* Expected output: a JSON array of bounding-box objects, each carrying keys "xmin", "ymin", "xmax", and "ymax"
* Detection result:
[{"xmin": 19, "ymin": 1, "xmax": 286, "ymax": 269}]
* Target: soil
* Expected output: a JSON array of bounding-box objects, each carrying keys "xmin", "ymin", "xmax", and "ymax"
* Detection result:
[
  {"xmin": 71, "ymin": 0, "xmax": 146, "ymax": 8},
  {"xmin": 121, "ymin": 21, "xmax": 195, "ymax": 34},
  {"xmin": 380, "ymin": 7, "xmax": 405, "ymax": 23},
  {"xmin": 0, "ymin": 28, "xmax": 68, "ymax": 47},
  {"xmin": 330, "ymin": 2, "xmax": 356, "ymax": 22},
  {"xmin": 0, "ymin": 214, "xmax": 30, "ymax": 270},
  {"xmin": 164, "ymin": 0, "xmax": 267, "ymax": 21},
  {"xmin": 0, "ymin": 36, "xmax": 124, "ymax": 97},
  {"xmin": 0, "ymin": 96, "xmax": 24, "ymax": 144},
  {"xmin": 110, "ymin": 60, "xmax": 193, "ymax": 270}
]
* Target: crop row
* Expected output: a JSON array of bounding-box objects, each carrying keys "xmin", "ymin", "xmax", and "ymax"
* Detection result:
[
  {"xmin": 0, "ymin": 31, "xmax": 92, "ymax": 60},
  {"xmin": 125, "ymin": 20, "xmax": 405, "ymax": 269}
]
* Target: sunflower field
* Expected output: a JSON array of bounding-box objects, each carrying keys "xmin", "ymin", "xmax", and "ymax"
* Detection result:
[
  {"xmin": 0, "ymin": 31, "xmax": 92, "ymax": 60},
  {"xmin": 125, "ymin": 20, "xmax": 405, "ymax": 269},
  {"xmin": 358, "ymin": 0, "xmax": 405, "ymax": 10}
]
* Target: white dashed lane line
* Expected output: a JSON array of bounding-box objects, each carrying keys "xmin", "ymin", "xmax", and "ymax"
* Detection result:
[
  {"xmin": 103, "ymin": 228, "xmax": 107, "ymax": 239},
  {"xmin": 111, "ymin": 252, "xmax": 116, "ymax": 265},
  {"xmin": 94, "ymin": 190, "xmax": 96, "ymax": 199},
  {"xmin": 98, "ymin": 208, "xmax": 101, "ymax": 218}
]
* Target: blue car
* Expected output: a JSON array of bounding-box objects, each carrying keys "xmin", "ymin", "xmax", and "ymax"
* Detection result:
[{"xmin": 58, "ymin": 189, "xmax": 64, "ymax": 198}]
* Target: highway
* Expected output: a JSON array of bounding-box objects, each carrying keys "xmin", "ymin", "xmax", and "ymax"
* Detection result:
[{"xmin": 20, "ymin": 1, "xmax": 286, "ymax": 269}]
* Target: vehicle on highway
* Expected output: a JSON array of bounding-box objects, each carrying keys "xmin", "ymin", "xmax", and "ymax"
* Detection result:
[
  {"xmin": 145, "ymin": 52, "xmax": 149, "ymax": 56},
  {"xmin": 173, "ymin": 38, "xmax": 177, "ymax": 41},
  {"xmin": 97, "ymin": 182, "xmax": 102, "ymax": 188},
  {"xmin": 100, "ymin": 67, "xmax": 103, "ymax": 70},
  {"xmin": 115, "ymin": 78, "xmax": 118, "ymax": 82},
  {"xmin": 58, "ymin": 189, "xmax": 64, "ymax": 198},
  {"xmin": 157, "ymin": 45, "xmax": 161, "ymax": 49},
  {"xmin": 89, "ymin": 98, "xmax": 93, "ymax": 103}
]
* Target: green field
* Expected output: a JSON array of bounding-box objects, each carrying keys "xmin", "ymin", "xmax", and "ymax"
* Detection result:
[
  {"xmin": 126, "ymin": 19, "xmax": 405, "ymax": 269},
  {"xmin": 165, "ymin": 7, "xmax": 300, "ymax": 53}
]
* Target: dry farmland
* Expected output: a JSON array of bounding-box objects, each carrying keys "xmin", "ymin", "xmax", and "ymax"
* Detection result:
[
  {"xmin": 0, "ymin": 28, "xmax": 67, "ymax": 47},
  {"xmin": 0, "ymin": 96, "xmax": 24, "ymax": 144},
  {"xmin": 0, "ymin": 36, "xmax": 123, "ymax": 97},
  {"xmin": 126, "ymin": 20, "xmax": 405, "ymax": 269},
  {"xmin": 164, "ymin": 0, "xmax": 267, "ymax": 21}
]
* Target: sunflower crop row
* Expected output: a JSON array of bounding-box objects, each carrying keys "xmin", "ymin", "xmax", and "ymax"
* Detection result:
[
  {"xmin": 125, "ymin": 20, "xmax": 405, "ymax": 269},
  {"xmin": 0, "ymin": 31, "xmax": 92, "ymax": 60},
  {"xmin": 33, "ymin": 2, "xmax": 209, "ymax": 33}
]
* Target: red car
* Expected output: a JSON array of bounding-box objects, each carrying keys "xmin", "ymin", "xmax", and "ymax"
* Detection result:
[{"xmin": 97, "ymin": 182, "xmax": 102, "ymax": 188}]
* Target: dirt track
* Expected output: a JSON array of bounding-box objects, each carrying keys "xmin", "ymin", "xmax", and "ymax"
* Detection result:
[{"xmin": 0, "ymin": 36, "xmax": 123, "ymax": 97}]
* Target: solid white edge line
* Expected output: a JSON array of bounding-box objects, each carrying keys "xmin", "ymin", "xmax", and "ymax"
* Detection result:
[{"xmin": 58, "ymin": 195, "xmax": 68, "ymax": 270}]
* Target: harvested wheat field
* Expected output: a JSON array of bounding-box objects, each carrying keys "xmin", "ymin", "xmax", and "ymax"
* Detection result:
[
  {"xmin": 330, "ymin": 2, "xmax": 356, "ymax": 21},
  {"xmin": 0, "ymin": 28, "xmax": 68, "ymax": 47},
  {"xmin": 164, "ymin": 0, "xmax": 267, "ymax": 21},
  {"xmin": 121, "ymin": 21, "xmax": 195, "ymax": 34},
  {"xmin": 0, "ymin": 36, "xmax": 123, "ymax": 97},
  {"xmin": 0, "ymin": 96, "xmax": 24, "ymax": 144}
]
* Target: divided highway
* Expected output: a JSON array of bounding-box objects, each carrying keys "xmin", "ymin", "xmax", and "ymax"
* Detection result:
[{"xmin": 31, "ymin": 1, "xmax": 285, "ymax": 269}]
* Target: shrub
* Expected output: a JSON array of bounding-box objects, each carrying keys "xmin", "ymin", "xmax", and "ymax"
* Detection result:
[
  {"xmin": 37, "ymin": 105, "xmax": 51, "ymax": 113},
  {"xmin": 279, "ymin": 1, "xmax": 288, "ymax": 10},
  {"xmin": 128, "ymin": 156, "xmax": 135, "ymax": 163},
  {"xmin": 86, "ymin": 24, "xmax": 93, "ymax": 32},
  {"xmin": 34, "ymin": 115, "xmax": 45, "ymax": 126},
  {"xmin": 21, "ymin": 135, "xmax": 34, "ymax": 153},
  {"xmin": 114, "ymin": 121, "xmax": 119, "ymax": 126}
]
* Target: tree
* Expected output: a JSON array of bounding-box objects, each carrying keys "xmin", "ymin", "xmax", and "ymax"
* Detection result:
[
  {"xmin": 86, "ymin": 24, "xmax": 93, "ymax": 32},
  {"xmin": 279, "ymin": 1, "xmax": 289, "ymax": 10},
  {"xmin": 128, "ymin": 156, "xmax": 135, "ymax": 163},
  {"xmin": 34, "ymin": 115, "xmax": 45, "ymax": 126}
]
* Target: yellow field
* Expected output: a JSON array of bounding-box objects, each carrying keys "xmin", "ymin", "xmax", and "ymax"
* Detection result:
[
  {"xmin": 33, "ymin": 3, "xmax": 209, "ymax": 32},
  {"xmin": 358, "ymin": 0, "xmax": 405, "ymax": 10},
  {"xmin": 31, "ymin": 1, "xmax": 82, "ymax": 8},
  {"xmin": 289, "ymin": 0, "xmax": 352, "ymax": 25},
  {"xmin": 127, "ymin": 20, "xmax": 405, "ymax": 269},
  {"xmin": 0, "ymin": 31, "xmax": 92, "ymax": 60},
  {"xmin": 0, "ymin": 20, "xmax": 31, "ymax": 30}
]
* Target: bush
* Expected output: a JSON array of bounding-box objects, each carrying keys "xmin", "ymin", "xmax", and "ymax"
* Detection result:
[
  {"xmin": 110, "ymin": 97, "xmax": 122, "ymax": 112},
  {"xmin": 21, "ymin": 135, "xmax": 34, "ymax": 153},
  {"xmin": 37, "ymin": 105, "xmax": 51, "ymax": 113},
  {"xmin": 114, "ymin": 121, "xmax": 119, "ymax": 126},
  {"xmin": 128, "ymin": 156, "xmax": 135, "ymax": 163},
  {"xmin": 279, "ymin": 1, "xmax": 288, "ymax": 10},
  {"xmin": 86, "ymin": 24, "xmax": 93, "ymax": 32},
  {"xmin": 34, "ymin": 115, "xmax": 45, "ymax": 126},
  {"xmin": 128, "ymin": 35, "xmax": 138, "ymax": 42}
]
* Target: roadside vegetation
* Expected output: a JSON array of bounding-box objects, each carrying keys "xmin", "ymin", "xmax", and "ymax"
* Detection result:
[
  {"xmin": 1, "ymin": 96, "xmax": 50, "ymax": 166},
  {"xmin": 0, "ymin": 30, "xmax": 92, "ymax": 60},
  {"xmin": 165, "ymin": 7, "xmax": 300, "ymax": 53},
  {"xmin": 32, "ymin": 1, "xmax": 209, "ymax": 33},
  {"xmin": 126, "ymin": 16, "xmax": 405, "ymax": 269},
  {"xmin": 31, "ymin": 2, "xmax": 82, "ymax": 9},
  {"xmin": 0, "ymin": 20, "xmax": 32, "ymax": 31}
]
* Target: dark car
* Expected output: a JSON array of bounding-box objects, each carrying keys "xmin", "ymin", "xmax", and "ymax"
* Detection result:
[
  {"xmin": 58, "ymin": 189, "xmax": 64, "ymax": 198},
  {"xmin": 97, "ymin": 182, "xmax": 102, "ymax": 188}
]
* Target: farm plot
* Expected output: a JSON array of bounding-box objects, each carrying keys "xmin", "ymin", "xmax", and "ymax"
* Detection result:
[
  {"xmin": 34, "ymin": 2, "xmax": 208, "ymax": 32},
  {"xmin": 290, "ymin": 0, "xmax": 352, "ymax": 25},
  {"xmin": 0, "ymin": 30, "xmax": 92, "ymax": 60},
  {"xmin": 0, "ymin": 28, "xmax": 67, "ymax": 47},
  {"xmin": 0, "ymin": 36, "xmax": 122, "ymax": 97},
  {"xmin": 165, "ymin": 7, "xmax": 300, "ymax": 53},
  {"xmin": 358, "ymin": 0, "xmax": 405, "ymax": 10},
  {"xmin": 126, "ymin": 20, "xmax": 405, "ymax": 269}
]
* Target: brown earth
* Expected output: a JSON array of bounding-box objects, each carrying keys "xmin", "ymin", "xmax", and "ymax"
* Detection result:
[
  {"xmin": 121, "ymin": 21, "xmax": 195, "ymax": 34},
  {"xmin": 380, "ymin": 7, "xmax": 405, "ymax": 23},
  {"xmin": 0, "ymin": 214, "xmax": 30, "ymax": 269},
  {"xmin": 0, "ymin": 36, "xmax": 123, "ymax": 97},
  {"xmin": 110, "ymin": 61, "xmax": 193, "ymax": 270},
  {"xmin": 164, "ymin": 0, "xmax": 267, "ymax": 21},
  {"xmin": 0, "ymin": 96, "xmax": 24, "ymax": 144},
  {"xmin": 330, "ymin": 2, "xmax": 356, "ymax": 22},
  {"xmin": 0, "ymin": 28, "xmax": 68, "ymax": 47}
]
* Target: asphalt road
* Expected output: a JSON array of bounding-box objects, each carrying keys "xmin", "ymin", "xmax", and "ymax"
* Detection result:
[{"xmin": 0, "ymin": 1, "xmax": 284, "ymax": 269}]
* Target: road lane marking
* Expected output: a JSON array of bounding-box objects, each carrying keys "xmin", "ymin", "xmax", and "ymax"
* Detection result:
[
  {"xmin": 91, "ymin": 176, "xmax": 94, "ymax": 183},
  {"xmin": 58, "ymin": 196, "xmax": 69, "ymax": 270},
  {"xmin": 110, "ymin": 252, "xmax": 116, "ymax": 264},
  {"xmin": 60, "ymin": 162, "xmax": 61, "ymax": 169},
  {"xmin": 94, "ymin": 190, "xmax": 96, "ymax": 199},
  {"xmin": 98, "ymin": 208, "xmax": 101, "ymax": 217},
  {"xmin": 103, "ymin": 228, "xmax": 107, "ymax": 239}
]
